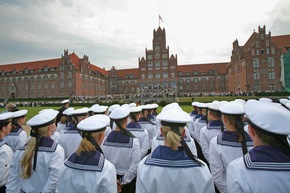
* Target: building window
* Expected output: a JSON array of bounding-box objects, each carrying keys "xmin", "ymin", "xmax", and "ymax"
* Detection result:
[
  {"xmin": 271, "ymin": 47, "xmax": 275, "ymax": 54},
  {"xmin": 253, "ymin": 70, "xmax": 260, "ymax": 80},
  {"xmin": 267, "ymin": 58, "xmax": 274, "ymax": 67},
  {"xmin": 24, "ymin": 83, "xmax": 28, "ymax": 90},
  {"xmin": 186, "ymin": 78, "xmax": 191, "ymax": 83},
  {"xmin": 60, "ymin": 82, "xmax": 64, "ymax": 88},
  {"xmin": 44, "ymin": 83, "xmax": 47, "ymax": 89},
  {"xmin": 171, "ymin": 73, "xmax": 175, "ymax": 78},
  {"xmin": 254, "ymin": 85, "xmax": 260, "ymax": 91},
  {"xmin": 179, "ymin": 85, "xmax": 183, "ymax": 90},
  {"xmin": 268, "ymin": 70, "xmax": 275, "ymax": 80},
  {"xmin": 251, "ymin": 48, "xmax": 255, "ymax": 56},
  {"xmin": 266, "ymin": 48, "xmax": 269, "ymax": 55},
  {"xmin": 193, "ymin": 70, "xmax": 198, "ymax": 75},
  {"xmin": 148, "ymin": 62, "xmax": 153, "ymax": 67},
  {"xmin": 51, "ymin": 83, "xmax": 54, "ymax": 89},
  {"xmin": 269, "ymin": 84, "xmax": 275, "ymax": 91},
  {"xmin": 179, "ymin": 79, "xmax": 183, "ymax": 83},
  {"xmin": 194, "ymin": 78, "xmax": 198, "ymax": 83},
  {"xmin": 155, "ymin": 73, "xmax": 160, "ymax": 79},
  {"xmin": 163, "ymin": 73, "xmax": 168, "ymax": 78},
  {"xmin": 37, "ymin": 83, "xmax": 41, "ymax": 89},
  {"xmin": 60, "ymin": 72, "xmax": 64, "ymax": 80},
  {"xmin": 201, "ymin": 78, "xmax": 206, "ymax": 82},
  {"xmin": 148, "ymin": 73, "xmax": 153, "ymax": 79},
  {"xmin": 31, "ymin": 83, "xmax": 34, "ymax": 90},
  {"xmin": 186, "ymin": 85, "xmax": 190, "ymax": 91},
  {"xmin": 253, "ymin": 59, "xmax": 259, "ymax": 68},
  {"xmin": 141, "ymin": 74, "xmax": 145, "ymax": 79},
  {"xmin": 68, "ymin": 72, "xmax": 72, "ymax": 79},
  {"xmin": 178, "ymin": 71, "xmax": 183, "ymax": 76},
  {"xmin": 256, "ymin": 49, "xmax": 259, "ymax": 55},
  {"xmin": 261, "ymin": 49, "xmax": 264, "ymax": 55},
  {"xmin": 68, "ymin": 82, "xmax": 72, "ymax": 88}
]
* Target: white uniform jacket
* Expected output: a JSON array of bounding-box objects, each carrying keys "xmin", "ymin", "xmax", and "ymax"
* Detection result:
[
  {"xmin": 199, "ymin": 120, "xmax": 223, "ymax": 162},
  {"xmin": 56, "ymin": 122, "xmax": 66, "ymax": 133},
  {"xmin": 187, "ymin": 114, "xmax": 202, "ymax": 141},
  {"xmin": 138, "ymin": 118, "xmax": 157, "ymax": 147},
  {"xmin": 136, "ymin": 145, "xmax": 215, "ymax": 193},
  {"xmin": 227, "ymin": 146, "xmax": 290, "ymax": 193},
  {"xmin": 193, "ymin": 115, "xmax": 207, "ymax": 144},
  {"xmin": 6, "ymin": 137, "xmax": 64, "ymax": 193},
  {"xmin": 4, "ymin": 126, "xmax": 27, "ymax": 152},
  {"xmin": 57, "ymin": 150, "xmax": 117, "ymax": 193},
  {"xmin": 209, "ymin": 131, "xmax": 253, "ymax": 193},
  {"xmin": 58, "ymin": 123, "xmax": 82, "ymax": 159},
  {"xmin": 126, "ymin": 122, "xmax": 150, "ymax": 159},
  {"xmin": 0, "ymin": 139, "xmax": 13, "ymax": 187},
  {"xmin": 151, "ymin": 133, "xmax": 197, "ymax": 156},
  {"xmin": 101, "ymin": 130, "xmax": 140, "ymax": 185}
]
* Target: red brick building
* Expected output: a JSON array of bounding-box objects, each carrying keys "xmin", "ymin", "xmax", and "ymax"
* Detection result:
[{"xmin": 0, "ymin": 26, "xmax": 289, "ymax": 99}]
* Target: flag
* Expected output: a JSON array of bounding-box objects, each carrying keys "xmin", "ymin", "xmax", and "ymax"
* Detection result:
[{"xmin": 159, "ymin": 15, "xmax": 163, "ymax": 22}]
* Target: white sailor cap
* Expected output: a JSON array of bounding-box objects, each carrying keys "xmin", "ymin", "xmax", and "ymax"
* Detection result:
[
  {"xmin": 71, "ymin": 108, "xmax": 89, "ymax": 116},
  {"xmin": 12, "ymin": 109, "xmax": 28, "ymax": 118},
  {"xmin": 130, "ymin": 106, "xmax": 142, "ymax": 113},
  {"xmin": 0, "ymin": 112, "xmax": 14, "ymax": 122},
  {"xmin": 285, "ymin": 102, "xmax": 290, "ymax": 110},
  {"xmin": 161, "ymin": 102, "xmax": 182, "ymax": 112},
  {"xmin": 219, "ymin": 102, "xmax": 244, "ymax": 115},
  {"xmin": 63, "ymin": 107, "xmax": 75, "ymax": 115},
  {"xmin": 152, "ymin": 103, "xmax": 158, "ymax": 108},
  {"xmin": 77, "ymin": 114, "xmax": 109, "ymax": 132},
  {"xmin": 279, "ymin": 99, "xmax": 290, "ymax": 105},
  {"xmin": 61, "ymin": 99, "xmax": 70, "ymax": 104},
  {"xmin": 259, "ymin": 98, "xmax": 272, "ymax": 102},
  {"xmin": 91, "ymin": 104, "xmax": 99, "ymax": 108},
  {"xmin": 109, "ymin": 106, "xmax": 130, "ymax": 120},
  {"xmin": 108, "ymin": 104, "xmax": 120, "ymax": 112},
  {"xmin": 245, "ymin": 101, "xmax": 290, "ymax": 135},
  {"xmin": 157, "ymin": 109, "xmax": 191, "ymax": 125},
  {"xmin": 208, "ymin": 102, "xmax": 222, "ymax": 111},
  {"xmin": 191, "ymin": 102, "xmax": 198, "ymax": 106},
  {"xmin": 27, "ymin": 110, "xmax": 58, "ymax": 129},
  {"xmin": 197, "ymin": 102, "xmax": 208, "ymax": 109},
  {"xmin": 143, "ymin": 104, "xmax": 155, "ymax": 110},
  {"xmin": 38, "ymin": 109, "xmax": 55, "ymax": 114},
  {"xmin": 129, "ymin": 103, "xmax": 136, "ymax": 108},
  {"xmin": 91, "ymin": 105, "xmax": 108, "ymax": 113},
  {"xmin": 234, "ymin": 99, "xmax": 246, "ymax": 105}
]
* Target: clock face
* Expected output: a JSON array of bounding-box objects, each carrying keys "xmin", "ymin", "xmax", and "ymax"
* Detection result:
[{"xmin": 155, "ymin": 53, "xmax": 160, "ymax": 58}]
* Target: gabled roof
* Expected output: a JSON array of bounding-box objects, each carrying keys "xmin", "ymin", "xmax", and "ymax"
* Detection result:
[
  {"xmin": 0, "ymin": 58, "xmax": 61, "ymax": 72},
  {"xmin": 90, "ymin": 64, "xmax": 108, "ymax": 76},
  {"xmin": 116, "ymin": 68, "xmax": 139, "ymax": 78},
  {"xmin": 177, "ymin": 62, "xmax": 228, "ymax": 74},
  {"xmin": 69, "ymin": 52, "xmax": 81, "ymax": 70},
  {"xmin": 272, "ymin": 35, "xmax": 290, "ymax": 53}
]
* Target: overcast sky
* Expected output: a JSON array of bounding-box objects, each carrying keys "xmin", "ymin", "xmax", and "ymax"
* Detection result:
[{"xmin": 0, "ymin": 0, "xmax": 290, "ymax": 70}]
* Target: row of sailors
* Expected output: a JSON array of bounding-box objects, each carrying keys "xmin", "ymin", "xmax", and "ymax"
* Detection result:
[{"xmin": 0, "ymin": 98, "xmax": 290, "ymax": 192}]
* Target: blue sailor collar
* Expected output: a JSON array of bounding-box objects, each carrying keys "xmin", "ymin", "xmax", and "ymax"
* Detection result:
[
  {"xmin": 152, "ymin": 111, "xmax": 158, "ymax": 116},
  {"xmin": 156, "ymin": 133, "xmax": 191, "ymax": 142},
  {"xmin": 194, "ymin": 114, "xmax": 202, "ymax": 120},
  {"xmin": 0, "ymin": 139, "xmax": 6, "ymax": 147},
  {"xmin": 138, "ymin": 117, "xmax": 150, "ymax": 123},
  {"xmin": 67, "ymin": 122, "xmax": 78, "ymax": 131},
  {"xmin": 209, "ymin": 120, "xmax": 223, "ymax": 127},
  {"xmin": 126, "ymin": 122, "xmax": 143, "ymax": 131},
  {"xmin": 217, "ymin": 130, "xmax": 253, "ymax": 147},
  {"xmin": 200, "ymin": 115, "xmax": 207, "ymax": 121},
  {"xmin": 190, "ymin": 110, "xmax": 198, "ymax": 116},
  {"xmin": 103, "ymin": 130, "xmax": 133, "ymax": 148},
  {"xmin": 147, "ymin": 114, "xmax": 154, "ymax": 120},
  {"xmin": 19, "ymin": 136, "xmax": 58, "ymax": 152},
  {"xmin": 244, "ymin": 146, "xmax": 290, "ymax": 171},
  {"xmin": 145, "ymin": 146, "xmax": 200, "ymax": 168},
  {"xmin": 9, "ymin": 126, "xmax": 23, "ymax": 136},
  {"xmin": 65, "ymin": 151, "xmax": 105, "ymax": 171}
]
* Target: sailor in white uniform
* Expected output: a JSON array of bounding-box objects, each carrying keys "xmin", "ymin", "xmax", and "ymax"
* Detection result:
[
  {"xmin": 57, "ymin": 114, "xmax": 117, "ymax": 193},
  {"xmin": 189, "ymin": 101, "xmax": 198, "ymax": 117},
  {"xmin": 138, "ymin": 105, "xmax": 157, "ymax": 153},
  {"xmin": 108, "ymin": 104, "xmax": 120, "ymax": 131},
  {"xmin": 102, "ymin": 105, "xmax": 140, "ymax": 193},
  {"xmin": 0, "ymin": 112, "xmax": 14, "ymax": 193},
  {"xmin": 58, "ymin": 108, "xmax": 89, "ymax": 159},
  {"xmin": 200, "ymin": 102, "xmax": 224, "ymax": 162},
  {"xmin": 4, "ymin": 109, "xmax": 28, "ymax": 152},
  {"xmin": 56, "ymin": 107, "xmax": 74, "ymax": 134},
  {"xmin": 136, "ymin": 108, "xmax": 214, "ymax": 193},
  {"xmin": 227, "ymin": 100, "xmax": 290, "ymax": 193},
  {"xmin": 209, "ymin": 102, "xmax": 253, "ymax": 193},
  {"xmin": 6, "ymin": 109, "xmax": 64, "ymax": 193},
  {"xmin": 90, "ymin": 105, "xmax": 112, "ymax": 137},
  {"xmin": 127, "ymin": 106, "xmax": 150, "ymax": 159}
]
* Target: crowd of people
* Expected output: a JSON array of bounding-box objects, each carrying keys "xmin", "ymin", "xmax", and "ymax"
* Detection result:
[{"xmin": 0, "ymin": 97, "xmax": 290, "ymax": 193}]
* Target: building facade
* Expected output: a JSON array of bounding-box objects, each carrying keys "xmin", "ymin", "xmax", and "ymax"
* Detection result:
[{"xmin": 0, "ymin": 26, "xmax": 289, "ymax": 99}]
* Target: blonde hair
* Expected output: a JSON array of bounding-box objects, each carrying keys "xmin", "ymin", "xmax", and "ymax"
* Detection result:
[
  {"xmin": 162, "ymin": 125, "xmax": 184, "ymax": 150},
  {"xmin": 21, "ymin": 126, "xmax": 48, "ymax": 179},
  {"xmin": 76, "ymin": 131, "xmax": 103, "ymax": 156}
]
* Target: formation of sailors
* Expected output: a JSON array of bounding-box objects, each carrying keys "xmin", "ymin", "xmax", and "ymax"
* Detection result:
[{"xmin": 0, "ymin": 97, "xmax": 290, "ymax": 193}]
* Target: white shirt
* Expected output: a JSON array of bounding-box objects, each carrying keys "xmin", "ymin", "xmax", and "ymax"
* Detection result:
[
  {"xmin": 4, "ymin": 127, "xmax": 27, "ymax": 152},
  {"xmin": 6, "ymin": 137, "xmax": 64, "ymax": 193},
  {"xmin": 136, "ymin": 146, "xmax": 215, "ymax": 193},
  {"xmin": 139, "ymin": 118, "xmax": 157, "ymax": 147},
  {"xmin": 227, "ymin": 146, "xmax": 290, "ymax": 193},
  {"xmin": 209, "ymin": 131, "xmax": 253, "ymax": 193},
  {"xmin": 101, "ymin": 130, "xmax": 140, "ymax": 185},
  {"xmin": 58, "ymin": 126, "xmax": 82, "ymax": 159},
  {"xmin": 57, "ymin": 151, "xmax": 117, "ymax": 193},
  {"xmin": 0, "ymin": 140, "xmax": 13, "ymax": 187}
]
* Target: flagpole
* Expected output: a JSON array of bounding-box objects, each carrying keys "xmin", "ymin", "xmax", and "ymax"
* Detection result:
[{"xmin": 159, "ymin": 15, "xmax": 160, "ymax": 27}]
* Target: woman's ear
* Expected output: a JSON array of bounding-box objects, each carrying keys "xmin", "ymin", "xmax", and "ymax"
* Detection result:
[
  {"xmin": 182, "ymin": 129, "xmax": 186, "ymax": 137},
  {"xmin": 248, "ymin": 125, "xmax": 256, "ymax": 139}
]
